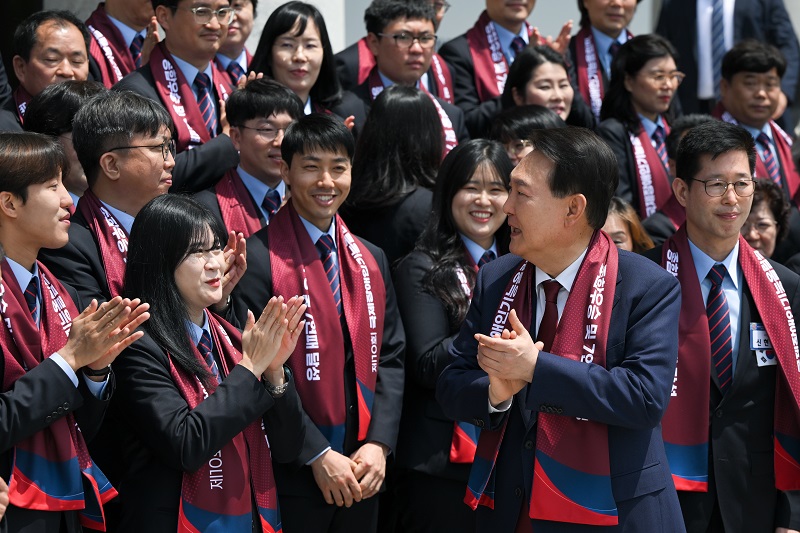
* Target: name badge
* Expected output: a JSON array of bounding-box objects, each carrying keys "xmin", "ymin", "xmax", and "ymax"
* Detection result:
[{"xmin": 750, "ymin": 322, "xmax": 776, "ymax": 367}]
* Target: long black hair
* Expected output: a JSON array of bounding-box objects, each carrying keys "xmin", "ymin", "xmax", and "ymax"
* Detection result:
[
  {"xmin": 250, "ymin": 1, "xmax": 342, "ymax": 109},
  {"xmin": 123, "ymin": 195, "xmax": 227, "ymax": 388},
  {"xmin": 416, "ymin": 139, "xmax": 512, "ymax": 328},
  {"xmin": 501, "ymin": 45, "xmax": 569, "ymax": 109},
  {"xmin": 346, "ymin": 85, "xmax": 443, "ymax": 209}
]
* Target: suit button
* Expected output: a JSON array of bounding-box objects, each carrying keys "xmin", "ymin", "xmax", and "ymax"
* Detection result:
[
  {"xmin": 524, "ymin": 440, "xmax": 534, "ymax": 450},
  {"xmin": 45, "ymin": 416, "xmax": 52, "ymax": 423},
  {"xmin": 56, "ymin": 407, "xmax": 64, "ymax": 415},
  {"xmin": 348, "ymin": 404, "xmax": 355, "ymax": 414},
  {"xmin": 556, "ymin": 408, "xmax": 563, "ymax": 414},
  {"xmin": 474, "ymin": 419, "xmax": 485, "ymax": 428},
  {"xmin": 514, "ymin": 487, "xmax": 523, "ymax": 498},
  {"xmin": 715, "ymin": 409, "xmax": 723, "ymax": 418},
  {"xmin": 539, "ymin": 405, "xmax": 547, "ymax": 412},
  {"xmin": 52, "ymin": 411, "xmax": 59, "ymax": 418},
  {"xmin": 63, "ymin": 402, "xmax": 70, "ymax": 409}
]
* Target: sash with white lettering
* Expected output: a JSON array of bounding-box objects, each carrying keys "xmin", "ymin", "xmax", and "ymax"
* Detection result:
[
  {"xmin": 466, "ymin": 231, "xmax": 619, "ymax": 525},
  {"xmin": 628, "ymin": 119, "xmax": 673, "ymax": 219},
  {"xmin": 574, "ymin": 27, "xmax": 632, "ymax": 120},
  {"xmin": 661, "ymin": 227, "xmax": 800, "ymax": 491},
  {"xmin": 13, "ymin": 86, "xmax": 32, "ymax": 124},
  {"xmin": 367, "ymin": 67, "xmax": 457, "ymax": 156},
  {"xmin": 465, "ymin": 11, "xmax": 533, "ymax": 101},
  {"xmin": 214, "ymin": 50, "xmax": 253, "ymax": 85},
  {"xmin": 214, "ymin": 168, "xmax": 264, "ymax": 238},
  {"xmin": 0, "ymin": 260, "xmax": 117, "ymax": 530},
  {"xmin": 149, "ymin": 42, "xmax": 233, "ymax": 152},
  {"xmin": 169, "ymin": 311, "xmax": 281, "ymax": 533},
  {"xmin": 268, "ymin": 201, "xmax": 385, "ymax": 452},
  {"xmin": 86, "ymin": 3, "xmax": 136, "ymax": 87},
  {"xmin": 77, "ymin": 189, "xmax": 128, "ymax": 297}
]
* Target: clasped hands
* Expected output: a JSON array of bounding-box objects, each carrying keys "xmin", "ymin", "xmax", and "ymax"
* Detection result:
[
  {"xmin": 475, "ymin": 309, "xmax": 542, "ymax": 407},
  {"xmin": 311, "ymin": 442, "xmax": 389, "ymax": 508}
]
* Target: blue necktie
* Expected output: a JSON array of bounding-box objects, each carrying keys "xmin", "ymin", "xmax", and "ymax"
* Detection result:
[
  {"xmin": 757, "ymin": 132, "xmax": 782, "ymax": 186},
  {"xmin": 707, "ymin": 264, "xmax": 733, "ymax": 394},
  {"xmin": 194, "ymin": 73, "xmax": 218, "ymax": 138},
  {"xmin": 130, "ymin": 34, "xmax": 145, "ymax": 68},
  {"xmin": 226, "ymin": 61, "xmax": 245, "ymax": 84},
  {"xmin": 711, "ymin": 0, "xmax": 725, "ymax": 97},
  {"xmin": 197, "ymin": 329, "xmax": 220, "ymax": 382},
  {"xmin": 652, "ymin": 126, "xmax": 669, "ymax": 169},
  {"xmin": 262, "ymin": 189, "xmax": 281, "ymax": 221},
  {"xmin": 478, "ymin": 250, "xmax": 496, "ymax": 268},
  {"xmin": 511, "ymin": 36, "xmax": 526, "ymax": 58},
  {"xmin": 316, "ymin": 235, "xmax": 342, "ymax": 317},
  {"xmin": 25, "ymin": 276, "xmax": 40, "ymax": 324}
]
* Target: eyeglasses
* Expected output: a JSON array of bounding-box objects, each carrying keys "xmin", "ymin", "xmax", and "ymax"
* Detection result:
[
  {"xmin": 108, "ymin": 139, "xmax": 176, "ymax": 161},
  {"xmin": 432, "ymin": 1, "xmax": 451, "ymax": 14},
  {"xmin": 235, "ymin": 125, "xmax": 286, "ymax": 142},
  {"xmin": 643, "ymin": 71, "xmax": 686, "ymax": 87},
  {"xmin": 505, "ymin": 139, "xmax": 532, "ymax": 158},
  {"xmin": 178, "ymin": 6, "xmax": 236, "ymax": 25},
  {"xmin": 742, "ymin": 219, "xmax": 777, "ymax": 234},
  {"xmin": 687, "ymin": 178, "xmax": 755, "ymax": 197},
  {"xmin": 377, "ymin": 32, "xmax": 437, "ymax": 49}
]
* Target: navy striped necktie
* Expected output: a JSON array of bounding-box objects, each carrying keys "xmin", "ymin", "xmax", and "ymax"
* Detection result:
[
  {"xmin": 130, "ymin": 33, "xmax": 145, "ymax": 68},
  {"xmin": 756, "ymin": 132, "xmax": 782, "ymax": 186},
  {"xmin": 194, "ymin": 73, "xmax": 218, "ymax": 138},
  {"xmin": 652, "ymin": 125, "xmax": 669, "ymax": 169},
  {"xmin": 707, "ymin": 264, "xmax": 733, "ymax": 393},
  {"xmin": 262, "ymin": 189, "xmax": 281, "ymax": 221},
  {"xmin": 25, "ymin": 276, "xmax": 40, "ymax": 324},
  {"xmin": 316, "ymin": 235, "xmax": 342, "ymax": 317},
  {"xmin": 197, "ymin": 329, "xmax": 220, "ymax": 382},
  {"xmin": 478, "ymin": 250, "xmax": 496, "ymax": 268}
]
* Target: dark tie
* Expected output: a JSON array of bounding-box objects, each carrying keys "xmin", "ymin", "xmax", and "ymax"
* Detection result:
[
  {"xmin": 316, "ymin": 235, "xmax": 342, "ymax": 317},
  {"xmin": 756, "ymin": 132, "xmax": 782, "ymax": 186},
  {"xmin": 262, "ymin": 189, "xmax": 281, "ymax": 221},
  {"xmin": 226, "ymin": 61, "xmax": 246, "ymax": 83},
  {"xmin": 194, "ymin": 73, "xmax": 218, "ymax": 138},
  {"xmin": 536, "ymin": 280, "xmax": 561, "ymax": 353},
  {"xmin": 197, "ymin": 329, "xmax": 221, "ymax": 382},
  {"xmin": 478, "ymin": 250, "xmax": 496, "ymax": 268},
  {"xmin": 130, "ymin": 33, "xmax": 145, "ymax": 68},
  {"xmin": 706, "ymin": 264, "xmax": 733, "ymax": 394},
  {"xmin": 25, "ymin": 276, "xmax": 40, "ymax": 323},
  {"xmin": 608, "ymin": 41, "xmax": 621, "ymax": 61},
  {"xmin": 511, "ymin": 36, "xmax": 526, "ymax": 57},
  {"xmin": 652, "ymin": 126, "xmax": 669, "ymax": 169},
  {"xmin": 711, "ymin": 0, "xmax": 725, "ymax": 97}
]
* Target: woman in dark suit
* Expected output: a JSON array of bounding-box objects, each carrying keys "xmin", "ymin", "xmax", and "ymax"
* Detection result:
[
  {"xmin": 112, "ymin": 195, "xmax": 306, "ymax": 532},
  {"xmin": 598, "ymin": 34, "xmax": 683, "ymax": 221},
  {"xmin": 391, "ymin": 139, "xmax": 512, "ymax": 532}
]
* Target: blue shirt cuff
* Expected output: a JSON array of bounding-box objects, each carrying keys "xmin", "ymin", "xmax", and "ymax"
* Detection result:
[
  {"xmin": 50, "ymin": 353, "xmax": 108, "ymax": 398},
  {"xmin": 306, "ymin": 446, "xmax": 332, "ymax": 465}
]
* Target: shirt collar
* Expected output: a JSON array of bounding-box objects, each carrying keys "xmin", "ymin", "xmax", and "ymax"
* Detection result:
[
  {"xmin": 688, "ymin": 237, "xmax": 740, "ymax": 290},
  {"xmin": 740, "ymin": 122, "xmax": 773, "ymax": 143},
  {"xmin": 303, "ymin": 97, "xmax": 312, "ymax": 115},
  {"xmin": 237, "ymin": 165, "xmax": 285, "ymax": 207},
  {"xmin": 215, "ymin": 49, "xmax": 248, "ymax": 71},
  {"xmin": 68, "ymin": 192, "xmax": 80, "ymax": 210},
  {"xmin": 185, "ymin": 309, "xmax": 211, "ymax": 346},
  {"xmin": 460, "ymin": 234, "xmax": 498, "ymax": 265},
  {"xmin": 492, "ymin": 21, "xmax": 529, "ymax": 61},
  {"xmin": 171, "ymin": 54, "xmax": 212, "ymax": 88},
  {"xmin": 377, "ymin": 70, "xmax": 421, "ymax": 90},
  {"xmin": 298, "ymin": 214, "xmax": 337, "ymax": 248},
  {"xmin": 638, "ymin": 114, "xmax": 665, "ymax": 138},
  {"xmin": 591, "ymin": 26, "xmax": 629, "ymax": 50},
  {"xmin": 99, "ymin": 199, "xmax": 135, "ymax": 234},
  {"xmin": 534, "ymin": 248, "xmax": 588, "ymax": 294},
  {"xmin": 6, "ymin": 258, "xmax": 37, "ymax": 299},
  {"xmin": 106, "ymin": 13, "xmax": 146, "ymax": 48}
]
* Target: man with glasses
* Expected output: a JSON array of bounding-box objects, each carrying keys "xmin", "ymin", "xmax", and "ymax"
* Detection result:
[
  {"xmin": 644, "ymin": 120, "xmax": 800, "ymax": 533},
  {"xmin": 113, "ymin": 0, "xmax": 240, "ymax": 192},
  {"xmin": 215, "ymin": 0, "xmax": 257, "ymax": 84}
]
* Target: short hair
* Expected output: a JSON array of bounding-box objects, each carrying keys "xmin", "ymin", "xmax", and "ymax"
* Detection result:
[
  {"xmin": 364, "ymin": 0, "xmax": 435, "ymax": 35},
  {"xmin": 752, "ymin": 178, "xmax": 790, "ymax": 242},
  {"xmin": 13, "ymin": 10, "xmax": 91, "ymax": 62},
  {"xmin": 606, "ymin": 196, "xmax": 654, "ymax": 254},
  {"xmin": 721, "ymin": 39, "xmax": 787, "ymax": 81},
  {"xmin": 676, "ymin": 120, "xmax": 756, "ymax": 183},
  {"xmin": 577, "ymin": 0, "xmax": 642, "ymax": 28},
  {"xmin": 72, "ymin": 91, "xmax": 173, "ymax": 186},
  {"xmin": 501, "ymin": 45, "xmax": 569, "ymax": 109},
  {"xmin": 24, "ymin": 80, "xmax": 107, "ymax": 137},
  {"xmin": 226, "ymin": 78, "xmax": 304, "ymax": 126},
  {"xmin": 665, "ymin": 114, "xmax": 715, "ymax": 160},
  {"xmin": 490, "ymin": 105, "xmax": 566, "ymax": 143},
  {"xmin": 281, "ymin": 113, "xmax": 355, "ymax": 167},
  {"xmin": 526, "ymin": 127, "xmax": 618, "ymax": 229},
  {"xmin": 0, "ymin": 132, "xmax": 69, "ymax": 202},
  {"xmin": 600, "ymin": 34, "xmax": 679, "ymax": 133},
  {"xmin": 250, "ymin": 2, "xmax": 342, "ymax": 109}
]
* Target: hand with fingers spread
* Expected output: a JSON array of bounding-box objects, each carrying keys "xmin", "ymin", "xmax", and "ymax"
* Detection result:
[
  {"xmin": 59, "ymin": 296, "xmax": 151, "ymax": 376},
  {"xmin": 311, "ymin": 449, "xmax": 362, "ymax": 507},
  {"xmin": 219, "ymin": 97, "xmax": 231, "ymax": 137},
  {"xmin": 236, "ymin": 70, "xmax": 264, "ymax": 90},
  {"xmin": 239, "ymin": 296, "xmax": 289, "ymax": 377},
  {"xmin": 533, "ymin": 20, "xmax": 573, "ymax": 55},
  {"xmin": 351, "ymin": 442, "xmax": 388, "ymax": 499},
  {"xmin": 139, "ymin": 16, "xmax": 160, "ymax": 66},
  {"xmin": 262, "ymin": 295, "xmax": 306, "ymax": 385},
  {"xmin": 212, "ymin": 231, "xmax": 246, "ymax": 313}
]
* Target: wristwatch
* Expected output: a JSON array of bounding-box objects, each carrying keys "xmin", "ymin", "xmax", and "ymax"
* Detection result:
[
  {"xmin": 266, "ymin": 366, "xmax": 291, "ymax": 398},
  {"xmin": 82, "ymin": 365, "xmax": 112, "ymax": 377}
]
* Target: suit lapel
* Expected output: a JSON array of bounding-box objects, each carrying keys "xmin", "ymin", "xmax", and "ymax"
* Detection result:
[{"xmin": 724, "ymin": 283, "xmax": 754, "ymax": 400}]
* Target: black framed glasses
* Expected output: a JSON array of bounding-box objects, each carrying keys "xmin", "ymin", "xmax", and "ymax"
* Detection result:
[
  {"xmin": 687, "ymin": 178, "xmax": 755, "ymax": 197},
  {"xmin": 234, "ymin": 125, "xmax": 286, "ymax": 142},
  {"xmin": 377, "ymin": 32, "xmax": 437, "ymax": 49},
  {"xmin": 108, "ymin": 139, "xmax": 176, "ymax": 161},
  {"xmin": 178, "ymin": 6, "xmax": 236, "ymax": 25}
]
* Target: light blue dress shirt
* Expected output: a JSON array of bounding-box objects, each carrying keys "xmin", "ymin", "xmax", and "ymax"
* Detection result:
[
  {"xmin": 237, "ymin": 165, "xmax": 286, "ymax": 223},
  {"xmin": 107, "ymin": 14, "xmax": 147, "ymax": 49},
  {"xmin": 460, "ymin": 234, "xmax": 498, "ymax": 266},
  {"xmin": 591, "ymin": 26, "xmax": 629, "ymax": 79},
  {"xmin": 492, "ymin": 21, "xmax": 530, "ymax": 64}
]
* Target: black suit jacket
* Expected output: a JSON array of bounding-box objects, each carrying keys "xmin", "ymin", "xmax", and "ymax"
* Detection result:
[
  {"xmin": 642, "ymin": 210, "xmax": 677, "ymax": 247},
  {"xmin": 322, "ymin": 90, "xmax": 369, "ymax": 140},
  {"xmin": 0, "ymin": 55, "xmax": 10, "ymax": 112},
  {"xmin": 112, "ymin": 67, "xmax": 239, "ymax": 193},
  {"xmin": 231, "ymin": 227, "xmax": 405, "ymax": 498},
  {"xmin": 643, "ymin": 246, "xmax": 800, "ymax": 532},
  {"xmin": 110, "ymin": 331, "xmax": 305, "ymax": 531}
]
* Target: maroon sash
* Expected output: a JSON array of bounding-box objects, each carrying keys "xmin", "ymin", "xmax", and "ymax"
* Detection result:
[
  {"xmin": 628, "ymin": 119, "xmax": 673, "ymax": 219},
  {"xmin": 13, "ymin": 86, "xmax": 32, "ymax": 124},
  {"xmin": 86, "ymin": 3, "xmax": 137, "ymax": 87},
  {"xmin": 661, "ymin": 228, "xmax": 800, "ymax": 491},
  {"xmin": 0, "ymin": 260, "xmax": 117, "ymax": 529},
  {"xmin": 77, "ymin": 190, "xmax": 128, "ymax": 297},
  {"xmin": 267, "ymin": 202, "xmax": 385, "ymax": 450},
  {"xmin": 214, "ymin": 168, "xmax": 264, "ymax": 238},
  {"xmin": 169, "ymin": 311, "xmax": 281, "ymax": 532},
  {"xmin": 465, "ymin": 11, "xmax": 532, "ymax": 101},
  {"xmin": 148, "ymin": 42, "xmax": 233, "ymax": 152},
  {"xmin": 574, "ymin": 27, "xmax": 632, "ymax": 120}
]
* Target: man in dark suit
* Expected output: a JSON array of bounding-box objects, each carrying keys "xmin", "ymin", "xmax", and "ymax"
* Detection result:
[
  {"xmin": 0, "ymin": 54, "xmax": 11, "ymax": 114},
  {"xmin": 656, "ymin": 0, "xmax": 800, "ymax": 129},
  {"xmin": 215, "ymin": 0, "xmax": 257, "ymax": 84},
  {"xmin": 232, "ymin": 114, "xmax": 405, "ymax": 533},
  {"xmin": 113, "ymin": 0, "xmax": 240, "ymax": 192},
  {"xmin": 437, "ymin": 127, "xmax": 684, "ymax": 532},
  {"xmin": 645, "ymin": 120, "xmax": 800, "ymax": 532}
]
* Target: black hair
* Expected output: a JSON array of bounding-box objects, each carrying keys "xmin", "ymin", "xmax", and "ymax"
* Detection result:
[
  {"xmin": 528, "ymin": 127, "xmax": 618, "ymax": 229},
  {"xmin": 347, "ymin": 85, "xmax": 442, "ymax": 209},
  {"xmin": 665, "ymin": 113, "xmax": 715, "ymax": 160},
  {"xmin": 0, "ymin": 132, "xmax": 69, "ymax": 202},
  {"xmin": 721, "ymin": 39, "xmax": 787, "ymax": 81},
  {"xmin": 577, "ymin": 0, "xmax": 642, "ymax": 28},
  {"xmin": 489, "ymin": 105, "xmax": 566, "ymax": 143},
  {"xmin": 124, "ymin": 194, "xmax": 228, "ymax": 389},
  {"xmin": 13, "ymin": 10, "xmax": 91, "ymax": 63},
  {"xmin": 72, "ymin": 90, "xmax": 173, "ymax": 187},
  {"xmin": 501, "ymin": 45, "xmax": 569, "ymax": 109},
  {"xmin": 226, "ymin": 78, "xmax": 304, "ymax": 126},
  {"xmin": 416, "ymin": 139, "xmax": 512, "ymax": 327},
  {"xmin": 281, "ymin": 113, "xmax": 355, "ymax": 167},
  {"xmin": 24, "ymin": 80, "xmax": 106, "ymax": 137},
  {"xmin": 150, "ymin": 0, "xmax": 179, "ymax": 9},
  {"xmin": 676, "ymin": 120, "xmax": 756, "ymax": 183},
  {"xmin": 250, "ymin": 1, "xmax": 342, "ymax": 109},
  {"xmin": 600, "ymin": 34, "xmax": 679, "ymax": 133},
  {"xmin": 751, "ymin": 178, "xmax": 790, "ymax": 243},
  {"xmin": 364, "ymin": 0, "xmax": 435, "ymax": 35}
]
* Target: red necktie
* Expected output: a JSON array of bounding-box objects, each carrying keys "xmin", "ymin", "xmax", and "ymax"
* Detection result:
[{"xmin": 537, "ymin": 280, "xmax": 561, "ymax": 352}]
